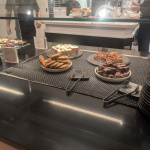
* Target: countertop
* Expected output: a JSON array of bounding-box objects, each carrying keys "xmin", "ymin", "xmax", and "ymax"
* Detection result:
[
  {"xmin": 42, "ymin": 21, "xmax": 138, "ymax": 39},
  {"xmin": 0, "ymin": 46, "xmax": 150, "ymax": 150},
  {"xmin": 0, "ymin": 73, "xmax": 150, "ymax": 150},
  {"xmin": 42, "ymin": 21, "xmax": 138, "ymax": 27}
]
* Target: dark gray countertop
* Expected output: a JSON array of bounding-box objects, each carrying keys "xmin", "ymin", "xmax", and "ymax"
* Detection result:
[{"xmin": 0, "ymin": 74, "xmax": 150, "ymax": 150}]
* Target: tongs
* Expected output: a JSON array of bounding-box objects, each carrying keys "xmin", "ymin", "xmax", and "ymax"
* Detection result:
[
  {"xmin": 66, "ymin": 70, "xmax": 84, "ymax": 94},
  {"xmin": 103, "ymin": 80, "xmax": 139, "ymax": 108}
]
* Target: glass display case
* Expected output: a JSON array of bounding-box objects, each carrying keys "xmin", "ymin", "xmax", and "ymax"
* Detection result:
[
  {"xmin": 0, "ymin": 1, "xmax": 150, "ymax": 150},
  {"xmin": 0, "ymin": 0, "xmax": 150, "ymax": 51}
]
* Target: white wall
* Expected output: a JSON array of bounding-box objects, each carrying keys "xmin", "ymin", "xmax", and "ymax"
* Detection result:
[
  {"xmin": 77, "ymin": 0, "xmax": 87, "ymax": 8},
  {"xmin": 35, "ymin": 0, "xmax": 49, "ymax": 37}
]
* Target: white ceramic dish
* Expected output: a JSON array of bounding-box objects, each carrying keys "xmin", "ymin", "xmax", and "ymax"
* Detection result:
[
  {"xmin": 95, "ymin": 67, "xmax": 131, "ymax": 83},
  {"xmin": 41, "ymin": 62, "xmax": 72, "ymax": 73}
]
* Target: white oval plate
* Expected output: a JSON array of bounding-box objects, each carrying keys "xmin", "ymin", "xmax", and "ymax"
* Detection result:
[
  {"xmin": 95, "ymin": 67, "xmax": 131, "ymax": 83},
  {"xmin": 41, "ymin": 62, "xmax": 72, "ymax": 73}
]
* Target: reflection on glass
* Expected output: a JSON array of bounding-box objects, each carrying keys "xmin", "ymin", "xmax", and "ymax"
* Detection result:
[
  {"xmin": 95, "ymin": 2, "xmax": 117, "ymax": 18},
  {"xmin": 0, "ymin": 86, "xmax": 24, "ymax": 95},
  {"xmin": 43, "ymin": 99, "xmax": 123, "ymax": 125}
]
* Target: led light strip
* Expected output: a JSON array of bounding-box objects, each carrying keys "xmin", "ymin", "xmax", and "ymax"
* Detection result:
[{"xmin": 43, "ymin": 100, "xmax": 123, "ymax": 125}]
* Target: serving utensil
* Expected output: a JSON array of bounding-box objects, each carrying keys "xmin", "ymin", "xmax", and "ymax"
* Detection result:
[{"xmin": 103, "ymin": 80, "xmax": 139, "ymax": 108}]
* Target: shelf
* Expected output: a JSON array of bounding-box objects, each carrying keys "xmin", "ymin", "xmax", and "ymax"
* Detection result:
[{"xmin": 1, "ymin": 17, "xmax": 150, "ymax": 23}]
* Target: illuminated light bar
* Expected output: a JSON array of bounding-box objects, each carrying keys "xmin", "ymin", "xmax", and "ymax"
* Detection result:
[
  {"xmin": 0, "ymin": 86, "xmax": 24, "ymax": 95},
  {"xmin": 43, "ymin": 100, "xmax": 123, "ymax": 125}
]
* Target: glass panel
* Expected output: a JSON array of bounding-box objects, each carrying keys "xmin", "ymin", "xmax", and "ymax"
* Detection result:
[
  {"xmin": 0, "ymin": 0, "xmax": 149, "ymax": 23},
  {"xmin": 0, "ymin": 0, "xmax": 150, "ymax": 55}
]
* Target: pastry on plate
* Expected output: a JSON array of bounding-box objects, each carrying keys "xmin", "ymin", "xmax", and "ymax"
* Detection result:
[
  {"xmin": 39, "ymin": 53, "xmax": 72, "ymax": 70},
  {"xmin": 52, "ymin": 44, "xmax": 79, "ymax": 56},
  {"xmin": 96, "ymin": 61, "xmax": 130, "ymax": 78}
]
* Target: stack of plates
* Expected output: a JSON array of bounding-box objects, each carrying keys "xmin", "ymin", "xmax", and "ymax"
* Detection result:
[{"xmin": 138, "ymin": 76, "xmax": 150, "ymax": 117}]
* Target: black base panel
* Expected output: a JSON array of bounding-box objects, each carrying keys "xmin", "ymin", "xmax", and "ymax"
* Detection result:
[{"xmin": 46, "ymin": 33, "xmax": 133, "ymax": 49}]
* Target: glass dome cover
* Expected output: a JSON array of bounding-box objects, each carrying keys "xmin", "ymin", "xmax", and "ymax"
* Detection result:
[{"xmin": 95, "ymin": 2, "xmax": 117, "ymax": 18}]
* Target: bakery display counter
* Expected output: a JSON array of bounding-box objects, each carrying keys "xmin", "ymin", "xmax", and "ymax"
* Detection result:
[{"xmin": 0, "ymin": 45, "xmax": 150, "ymax": 150}]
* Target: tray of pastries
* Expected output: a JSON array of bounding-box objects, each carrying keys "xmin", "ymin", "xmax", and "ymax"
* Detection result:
[
  {"xmin": 88, "ymin": 51, "xmax": 130, "ymax": 66},
  {"xmin": 39, "ymin": 53, "xmax": 72, "ymax": 73},
  {"xmin": 0, "ymin": 38, "xmax": 10, "ymax": 44},
  {"xmin": 0, "ymin": 38, "xmax": 26, "ymax": 45},
  {"xmin": 95, "ymin": 61, "xmax": 131, "ymax": 82},
  {"xmin": 10, "ymin": 40, "xmax": 26, "ymax": 45}
]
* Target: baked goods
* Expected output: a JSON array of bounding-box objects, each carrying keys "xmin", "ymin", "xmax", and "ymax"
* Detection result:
[
  {"xmin": 0, "ymin": 38, "xmax": 10, "ymax": 43},
  {"xmin": 50, "ymin": 53, "xmax": 62, "ymax": 59},
  {"xmin": 57, "ymin": 60, "xmax": 72, "ymax": 64},
  {"xmin": 57, "ymin": 56, "xmax": 69, "ymax": 60},
  {"xmin": 0, "ymin": 38, "xmax": 24, "ymax": 44},
  {"xmin": 59, "ymin": 64, "xmax": 70, "ymax": 69},
  {"xmin": 39, "ymin": 53, "xmax": 72, "ymax": 70},
  {"xmin": 96, "ymin": 61, "xmax": 130, "ymax": 78},
  {"xmin": 94, "ymin": 51, "xmax": 123, "ymax": 63},
  {"xmin": 52, "ymin": 44, "xmax": 79, "ymax": 56},
  {"xmin": 10, "ymin": 40, "xmax": 24, "ymax": 45},
  {"xmin": 2, "ymin": 44, "xmax": 14, "ymax": 47},
  {"xmin": 39, "ymin": 55, "xmax": 46, "ymax": 67}
]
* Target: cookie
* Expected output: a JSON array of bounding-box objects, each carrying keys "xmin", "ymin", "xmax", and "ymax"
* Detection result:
[
  {"xmin": 59, "ymin": 64, "xmax": 70, "ymax": 69},
  {"xmin": 46, "ymin": 58, "xmax": 51, "ymax": 64},
  {"xmin": 50, "ymin": 53, "xmax": 62, "ymax": 60},
  {"xmin": 55, "ymin": 63, "xmax": 64, "ymax": 69},
  {"xmin": 45, "ymin": 62, "xmax": 52, "ymax": 68},
  {"xmin": 67, "ymin": 60, "xmax": 72, "ymax": 65},
  {"xmin": 47, "ymin": 60, "xmax": 56, "ymax": 67},
  {"xmin": 50, "ymin": 62, "xmax": 59, "ymax": 69},
  {"xmin": 57, "ymin": 56, "xmax": 69, "ymax": 60},
  {"xmin": 39, "ymin": 55, "xmax": 46, "ymax": 67},
  {"xmin": 57, "ymin": 59, "xmax": 69, "ymax": 63}
]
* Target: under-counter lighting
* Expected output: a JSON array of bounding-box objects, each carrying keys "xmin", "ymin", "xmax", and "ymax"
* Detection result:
[
  {"xmin": 0, "ymin": 86, "xmax": 24, "ymax": 95},
  {"xmin": 43, "ymin": 100, "xmax": 123, "ymax": 125}
]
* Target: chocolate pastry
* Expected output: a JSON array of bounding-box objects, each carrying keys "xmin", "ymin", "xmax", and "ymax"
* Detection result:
[
  {"xmin": 103, "ymin": 68, "xmax": 110, "ymax": 74},
  {"xmin": 108, "ymin": 74, "xmax": 115, "ymax": 78},
  {"xmin": 97, "ymin": 62, "xmax": 130, "ymax": 78},
  {"xmin": 123, "ymin": 67, "xmax": 129, "ymax": 72},
  {"xmin": 106, "ymin": 61, "xmax": 113, "ymax": 67}
]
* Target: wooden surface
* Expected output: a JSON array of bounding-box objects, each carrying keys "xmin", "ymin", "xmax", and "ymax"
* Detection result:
[{"xmin": 0, "ymin": 137, "xmax": 28, "ymax": 150}]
